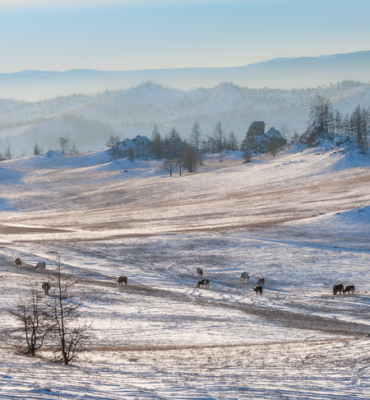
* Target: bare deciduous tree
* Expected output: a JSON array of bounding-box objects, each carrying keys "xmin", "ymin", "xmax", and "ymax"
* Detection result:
[
  {"xmin": 4, "ymin": 139, "xmax": 12, "ymax": 160},
  {"xmin": 9, "ymin": 290, "xmax": 50, "ymax": 357},
  {"xmin": 47, "ymin": 257, "xmax": 92, "ymax": 365},
  {"xmin": 212, "ymin": 122, "xmax": 227, "ymax": 161}
]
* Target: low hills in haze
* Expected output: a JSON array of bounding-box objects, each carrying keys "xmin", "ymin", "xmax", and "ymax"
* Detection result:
[
  {"xmin": 1, "ymin": 50, "xmax": 369, "ymax": 101},
  {"xmin": 1, "ymin": 79, "xmax": 370, "ymax": 158}
]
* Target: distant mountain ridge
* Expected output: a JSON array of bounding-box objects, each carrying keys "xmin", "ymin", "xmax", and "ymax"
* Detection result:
[{"xmin": 0, "ymin": 50, "xmax": 369, "ymax": 101}]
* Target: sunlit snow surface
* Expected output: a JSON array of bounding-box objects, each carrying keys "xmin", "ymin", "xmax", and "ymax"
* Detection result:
[{"xmin": 1, "ymin": 146, "xmax": 370, "ymax": 398}]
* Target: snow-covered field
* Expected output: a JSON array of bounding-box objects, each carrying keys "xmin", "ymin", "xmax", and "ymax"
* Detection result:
[{"xmin": 1, "ymin": 143, "xmax": 370, "ymax": 399}]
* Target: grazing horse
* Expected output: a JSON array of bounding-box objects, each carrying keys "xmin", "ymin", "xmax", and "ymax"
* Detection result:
[
  {"xmin": 35, "ymin": 261, "xmax": 46, "ymax": 271},
  {"xmin": 240, "ymin": 272, "xmax": 249, "ymax": 282},
  {"xmin": 117, "ymin": 276, "xmax": 128, "ymax": 286},
  {"xmin": 333, "ymin": 284, "xmax": 344, "ymax": 295},
  {"xmin": 14, "ymin": 258, "xmax": 22, "ymax": 268},
  {"xmin": 197, "ymin": 279, "xmax": 210, "ymax": 289},
  {"xmin": 344, "ymin": 285, "xmax": 355, "ymax": 294},
  {"xmin": 253, "ymin": 285, "xmax": 263, "ymax": 295},
  {"xmin": 42, "ymin": 282, "xmax": 50, "ymax": 295},
  {"xmin": 196, "ymin": 267, "xmax": 203, "ymax": 278},
  {"xmin": 257, "ymin": 277, "xmax": 265, "ymax": 286}
]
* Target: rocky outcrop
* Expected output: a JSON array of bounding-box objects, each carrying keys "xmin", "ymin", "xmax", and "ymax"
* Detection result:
[
  {"xmin": 121, "ymin": 135, "xmax": 152, "ymax": 160},
  {"xmin": 299, "ymin": 123, "xmax": 326, "ymax": 146},
  {"xmin": 241, "ymin": 122, "xmax": 287, "ymax": 153}
]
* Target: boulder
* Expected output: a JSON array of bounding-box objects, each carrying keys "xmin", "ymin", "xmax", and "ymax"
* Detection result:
[
  {"xmin": 241, "ymin": 122, "xmax": 287, "ymax": 153},
  {"xmin": 299, "ymin": 123, "xmax": 324, "ymax": 146}
]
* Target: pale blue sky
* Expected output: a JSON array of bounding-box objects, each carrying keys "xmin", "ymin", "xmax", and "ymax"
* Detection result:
[{"xmin": 0, "ymin": 0, "xmax": 369, "ymax": 73}]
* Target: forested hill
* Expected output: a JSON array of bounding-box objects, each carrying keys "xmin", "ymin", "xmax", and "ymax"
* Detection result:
[{"xmin": 0, "ymin": 80, "xmax": 369, "ymax": 158}]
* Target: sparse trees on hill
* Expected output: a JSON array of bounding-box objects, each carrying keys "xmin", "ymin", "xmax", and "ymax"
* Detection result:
[
  {"xmin": 182, "ymin": 144, "xmax": 197, "ymax": 173},
  {"xmin": 150, "ymin": 125, "xmax": 163, "ymax": 160},
  {"xmin": 106, "ymin": 135, "xmax": 122, "ymax": 160},
  {"xmin": 280, "ymin": 123, "xmax": 289, "ymax": 139},
  {"xmin": 59, "ymin": 137, "xmax": 70, "ymax": 154},
  {"xmin": 212, "ymin": 122, "xmax": 227, "ymax": 161},
  {"xmin": 128, "ymin": 146, "xmax": 135, "ymax": 161},
  {"xmin": 227, "ymin": 131, "xmax": 238, "ymax": 151},
  {"xmin": 309, "ymin": 94, "xmax": 333, "ymax": 132},
  {"xmin": 33, "ymin": 143, "xmax": 42, "ymax": 155},
  {"xmin": 333, "ymin": 110, "xmax": 342, "ymax": 134},
  {"xmin": 69, "ymin": 143, "xmax": 79, "ymax": 155},
  {"xmin": 4, "ymin": 140, "xmax": 12, "ymax": 160},
  {"xmin": 350, "ymin": 105, "xmax": 369, "ymax": 153},
  {"xmin": 163, "ymin": 128, "xmax": 182, "ymax": 176},
  {"xmin": 190, "ymin": 121, "xmax": 202, "ymax": 157},
  {"xmin": 304, "ymin": 97, "xmax": 370, "ymax": 152}
]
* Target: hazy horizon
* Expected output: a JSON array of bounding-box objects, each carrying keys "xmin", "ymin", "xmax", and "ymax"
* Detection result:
[{"xmin": 1, "ymin": 0, "xmax": 370, "ymax": 74}]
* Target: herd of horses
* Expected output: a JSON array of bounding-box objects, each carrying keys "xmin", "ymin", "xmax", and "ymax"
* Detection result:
[
  {"xmin": 196, "ymin": 268, "xmax": 264, "ymax": 294},
  {"xmin": 13, "ymin": 257, "xmax": 356, "ymax": 298},
  {"xmin": 333, "ymin": 283, "xmax": 355, "ymax": 295}
]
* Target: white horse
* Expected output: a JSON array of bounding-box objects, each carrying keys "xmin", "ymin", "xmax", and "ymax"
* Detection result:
[
  {"xmin": 196, "ymin": 267, "xmax": 203, "ymax": 278},
  {"xmin": 35, "ymin": 261, "xmax": 46, "ymax": 271}
]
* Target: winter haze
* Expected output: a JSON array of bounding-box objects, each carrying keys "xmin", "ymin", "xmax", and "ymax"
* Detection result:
[{"xmin": 1, "ymin": 0, "xmax": 370, "ymax": 399}]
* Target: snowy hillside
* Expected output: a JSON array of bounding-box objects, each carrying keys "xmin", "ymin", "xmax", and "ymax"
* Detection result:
[
  {"xmin": 0, "ymin": 141, "xmax": 370, "ymax": 398},
  {"xmin": 0, "ymin": 80, "xmax": 369, "ymax": 158}
]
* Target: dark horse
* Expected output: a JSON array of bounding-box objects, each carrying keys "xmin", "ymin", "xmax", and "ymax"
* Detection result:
[
  {"xmin": 117, "ymin": 276, "xmax": 128, "ymax": 286},
  {"xmin": 344, "ymin": 285, "xmax": 355, "ymax": 294},
  {"xmin": 253, "ymin": 285, "xmax": 263, "ymax": 295},
  {"xmin": 333, "ymin": 284, "xmax": 344, "ymax": 295},
  {"xmin": 197, "ymin": 279, "xmax": 210, "ymax": 289}
]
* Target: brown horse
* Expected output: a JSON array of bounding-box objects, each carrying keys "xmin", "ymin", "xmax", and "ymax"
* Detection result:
[
  {"xmin": 117, "ymin": 276, "xmax": 128, "ymax": 286},
  {"xmin": 14, "ymin": 258, "xmax": 22, "ymax": 268},
  {"xmin": 333, "ymin": 284, "xmax": 344, "ymax": 295},
  {"xmin": 344, "ymin": 285, "xmax": 355, "ymax": 294},
  {"xmin": 253, "ymin": 285, "xmax": 263, "ymax": 295},
  {"xmin": 42, "ymin": 282, "xmax": 50, "ymax": 295}
]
